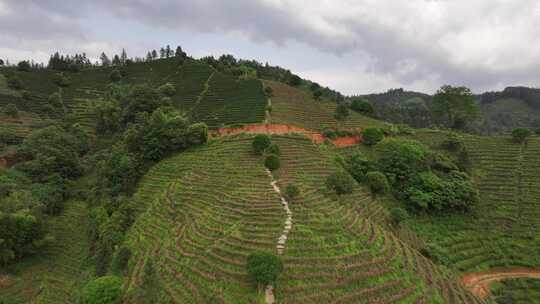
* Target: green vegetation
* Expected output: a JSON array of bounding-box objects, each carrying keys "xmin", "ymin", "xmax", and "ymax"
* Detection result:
[
  {"xmin": 366, "ymin": 171, "xmax": 389, "ymax": 195},
  {"xmin": 3, "ymin": 104, "xmax": 18, "ymax": 117},
  {"xmin": 511, "ymin": 128, "xmax": 531, "ymax": 143},
  {"xmin": 432, "ymin": 85, "xmax": 479, "ymax": 129},
  {"xmin": 264, "ymin": 154, "xmax": 281, "ymax": 171},
  {"xmin": 82, "ymin": 275, "xmax": 123, "ymax": 304},
  {"xmin": 325, "ymin": 171, "xmax": 355, "ymax": 195},
  {"xmin": 284, "ymin": 184, "xmax": 300, "ymax": 200},
  {"xmin": 252, "ymin": 134, "xmax": 271, "ymax": 154},
  {"xmin": 334, "ymin": 102, "xmax": 349, "ymax": 120},
  {"xmin": 246, "ymin": 251, "xmax": 283, "ymax": 290},
  {"xmin": 350, "ymin": 98, "xmax": 374, "ymax": 114},
  {"xmin": 362, "ymin": 127, "xmax": 384, "ymax": 145}
]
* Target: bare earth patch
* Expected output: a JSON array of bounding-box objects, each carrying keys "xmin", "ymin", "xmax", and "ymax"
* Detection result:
[
  {"xmin": 461, "ymin": 268, "xmax": 540, "ymax": 300},
  {"xmin": 0, "ymin": 274, "xmax": 14, "ymax": 288},
  {"xmin": 211, "ymin": 123, "xmax": 362, "ymax": 147}
]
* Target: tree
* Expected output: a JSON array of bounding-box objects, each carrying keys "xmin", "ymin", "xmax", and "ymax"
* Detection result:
[
  {"xmin": 313, "ymin": 89, "xmax": 323, "ymax": 100},
  {"xmin": 53, "ymin": 73, "xmax": 70, "ymax": 87},
  {"xmin": 95, "ymin": 100, "xmax": 121, "ymax": 134},
  {"xmin": 288, "ymin": 75, "xmax": 302, "ymax": 86},
  {"xmin": 165, "ymin": 45, "xmax": 172, "ymax": 58},
  {"xmin": 350, "ymin": 99, "xmax": 374, "ymax": 114},
  {"xmin": 285, "ymin": 184, "xmax": 300, "ymax": 200},
  {"xmin": 82, "ymin": 275, "xmax": 122, "ymax": 304},
  {"xmin": 252, "ymin": 134, "xmax": 271, "ymax": 155},
  {"xmin": 361, "ymin": 128, "xmax": 384, "ymax": 146},
  {"xmin": 266, "ymin": 143, "xmax": 280, "ymax": 156},
  {"xmin": 151, "ymin": 50, "xmax": 158, "ymax": 60},
  {"xmin": 120, "ymin": 48, "xmax": 127, "ymax": 65},
  {"xmin": 111, "ymin": 246, "xmax": 131, "ymax": 274},
  {"xmin": 432, "ymin": 85, "xmax": 479, "ymax": 129},
  {"xmin": 0, "ymin": 59, "xmax": 4, "ymax": 66},
  {"xmin": 246, "ymin": 252, "xmax": 283, "ymax": 291},
  {"xmin": 109, "ymin": 69, "xmax": 122, "ymax": 82},
  {"xmin": 343, "ymin": 152, "xmax": 375, "ymax": 182},
  {"xmin": 511, "ymin": 128, "xmax": 531, "ymax": 143},
  {"xmin": 365, "ymin": 171, "xmax": 389, "ymax": 195},
  {"xmin": 175, "ymin": 46, "xmax": 186, "ymax": 58},
  {"xmin": 334, "ymin": 103, "xmax": 349, "ymax": 120},
  {"xmin": 375, "ymin": 139, "xmax": 432, "ymax": 184},
  {"xmin": 264, "ymin": 87, "xmax": 273, "ymax": 97},
  {"xmin": 264, "ymin": 154, "xmax": 280, "ymax": 171},
  {"xmin": 4, "ymin": 104, "xmax": 18, "ymax": 118},
  {"xmin": 112, "ymin": 55, "xmax": 121, "ymax": 66},
  {"xmin": 17, "ymin": 61, "xmax": 31, "ymax": 72},
  {"xmin": 326, "ymin": 171, "xmax": 355, "ymax": 195},
  {"xmin": 159, "ymin": 48, "xmax": 165, "ymax": 58},
  {"xmin": 100, "ymin": 52, "xmax": 111, "ymax": 66},
  {"xmin": 145, "ymin": 52, "xmax": 153, "ymax": 62}
]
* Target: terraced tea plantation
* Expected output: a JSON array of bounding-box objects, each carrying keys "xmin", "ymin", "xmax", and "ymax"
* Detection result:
[
  {"xmin": 120, "ymin": 134, "xmax": 484, "ymax": 303},
  {"xmin": 265, "ymin": 80, "xmax": 384, "ymax": 131}
]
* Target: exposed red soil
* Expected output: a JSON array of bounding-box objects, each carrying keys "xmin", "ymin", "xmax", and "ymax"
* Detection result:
[
  {"xmin": 461, "ymin": 268, "xmax": 540, "ymax": 300},
  {"xmin": 0, "ymin": 150, "xmax": 18, "ymax": 169},
  {"xmin": 0, "ymin": 275, "xmax": 14, "ymax": 288},
  {"xmin": 211, "ymin": 124, "xmax": 362, "ymax": 147}
]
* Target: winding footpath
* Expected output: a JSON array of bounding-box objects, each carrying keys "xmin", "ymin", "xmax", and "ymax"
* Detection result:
[
  {"xmin": 461, "ymin": 268, "xmax": 540, "ymax": 300},
  {"xmin": 264, "ymin": 169, "xmax": 293, "ymax": 304}
]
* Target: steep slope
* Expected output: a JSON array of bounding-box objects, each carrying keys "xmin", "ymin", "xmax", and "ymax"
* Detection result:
[
  {"xmin": 121, "ymin": 135, "xmax": 483, "ymax": 303},
  {"xmin": 265, "ymin": 80, "xmax": 384, "ymax": 131},
  {"xmin": 0, "ymin": 201, "xmax": 90, "ymax": 303}
]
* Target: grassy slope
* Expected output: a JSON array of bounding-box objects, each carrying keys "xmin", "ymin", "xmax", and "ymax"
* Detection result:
[
  {"xmin": 265, "ymin": 80, "xmax": 385, "ymax": 131},
  {"xmin": 121, "ymin": 135, "xmax": 482, "ymax": 304},
  {"xmin": 0, "ymin": 201, "xmax": 90, "ymax": 304}
]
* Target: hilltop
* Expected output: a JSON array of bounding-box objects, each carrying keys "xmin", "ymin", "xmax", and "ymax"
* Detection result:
[{"xmin": 1, "ymin": 50, "xmax": 539, "ymax": 304}]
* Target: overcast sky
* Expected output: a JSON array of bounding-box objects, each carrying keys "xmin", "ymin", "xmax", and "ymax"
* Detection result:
[{"xmin": 2, "ymin": 0, "xmax": 540, "ymax": 95}]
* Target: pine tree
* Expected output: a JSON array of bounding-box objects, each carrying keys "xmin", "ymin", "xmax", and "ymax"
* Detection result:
[
  {"xmin": 112, "ymin": 55, "xmax": 121, "ymax": 66},
  {"xmin": 175, "ymin": 46, "xmax": 186, "ymax": 58},
  {"xmin": 120, "ymin": 48, "xmax": 127, "ymax": 65},
  {"xmin": 165, "ymin": 45, "xmax": 171, "ymax": 58},
  {"xmin": 151, "ymin": 50, "xmax": 158, "ymax": 59},
  {"xmin": 160, "ymin": 48, "xmax": 165, "ymax": 58},
  {"xmin": 146, "ymin": 52, "xmax": 153, "ymax": 62},
  {"xmin": 100, "ymin": 52, "xmax": 111, "ymax": 66}
]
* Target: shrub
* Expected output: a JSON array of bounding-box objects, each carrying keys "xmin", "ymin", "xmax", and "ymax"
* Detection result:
[
  {"xmin": 511, "ymin": 128, "xmax": 531, "ymax": 143},
  {"xmin": 350, "ymin": 99, "xmax": 374, "ymax": 114},
  {"xmin": 365, "ymin": 171, "xmax": 389, "ymax": 195},
  {"xmin": 389, "ymin": 207, "xmax": 409, "ymax": 226},
  {"xmin": 109, "ymin": 69, "xmax": 122, "ymax": 82},
  {"xmin": 326, "ymin": 171, "xmax": 355, "ymax": 195},
  {"xmin": 20, "ymin": 90, "xmax": 31, "ymax": 100},
  {"xmin": 375, "ymin": 139, "xmax": 431, "ymax": 184},
  {"xmin": 252, "ymin": 134, "xmax": 271, "ymax": 155},
  {"xmin": 53, "ymin": 73, "xmax": 70, "ymax": 87},
  {"xmin": 362, "ymin": 128, "xmax": 384, "ymax": 146},
  {"xmin": 82, "ymin": 275, "xmax": 122, "ymax": 304},
  {"xmin": 264, "ymin": 154, "xmax": 280, "ymax": 171},
  {"xmin": 288, "ymin": 75, "xmax": 302, "ymax": 86},
  {"xmin": 285, "ymin": 184, "xmax": 300, "ymax": 200},
  {"xmin": 442, "ymin": 133, "xmax": 464, "ymax": 151},
  {"xmin": 3, "ymin": 104, "xmax": 18, "ymax": 118},
  {"xmin": 266, "ymin": 143, "xmax": 281, "ymax": 156},
  {"xmin": 7, "ymin": 75, "xmax": 23, "ymax": 90},
  {"xmin": 322, "ymin": 128, "xmax": 338, "ymax": 139},
  {"xmin": 264, "ymin": 87, "xmax": 273, "ymax": 97},
  {"xmin": 334, "ymin": 103, "xmax": 349, "ymax": 120},
  {"xmin": 313, "ymin": 89, "xmax": 323, "ymax": 100},
  {"xmin": 343, "ymin": 153, "xmax": 374, "ymax": 182},
  {"xmin": 246, "ymin": 252, "xmax": 283, "ymax": 290},
  {"xmin": 158, "ymin": 82, "xmax": 176, "ymax": 97}
]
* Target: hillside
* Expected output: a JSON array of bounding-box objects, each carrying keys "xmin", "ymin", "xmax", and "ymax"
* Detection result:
[{"xmin": 1, "ymin": 55, "xmax": 540, "ymax": 304}]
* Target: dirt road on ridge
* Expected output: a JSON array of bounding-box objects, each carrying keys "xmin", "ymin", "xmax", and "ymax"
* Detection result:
[{"xmin": 461, "ymin": 268, "xmax": 540, "ymax": 300}]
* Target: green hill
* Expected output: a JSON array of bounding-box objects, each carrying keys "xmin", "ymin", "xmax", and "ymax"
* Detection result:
[{"xmin": 2, "ymin": 53, "xmax": 540, "ymax": 304}]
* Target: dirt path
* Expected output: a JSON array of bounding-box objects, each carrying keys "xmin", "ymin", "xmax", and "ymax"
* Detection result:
[
  {"xmin": 264, "ymin": 169, "xmax": 293, "ymax": 304},
  {"xmin": 461, "ymin": 268, "xmax": 540, "ymax": 300},
  {"xmin": 211, "ymin": 124, "xmax": 362, "ymax": 147}
]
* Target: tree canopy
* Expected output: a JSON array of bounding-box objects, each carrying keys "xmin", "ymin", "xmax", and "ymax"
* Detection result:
[{"xmin": 432, "ymin": 85, "xmax": 479, "ymax": 129}]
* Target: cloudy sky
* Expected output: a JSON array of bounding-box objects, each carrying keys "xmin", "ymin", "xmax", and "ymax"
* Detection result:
[{"xmin": 2, "ymin": 0, "xmax": 540, "ymax": 95}]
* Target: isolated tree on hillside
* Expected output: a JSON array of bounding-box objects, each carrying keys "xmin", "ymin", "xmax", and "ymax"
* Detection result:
[
  {"xmin": 175, "ymin": 46, "xmax": 186, "ymax": 58},
  {"xmin": 334, "ymin": 102, "xmax": 349, "ymax": 120},
  {"xmin": 432, "ymin": 85, "xmax": 479, "ymax": 129},
  {"xmin": 100, "ymin": 52, "xmax": 111, "ymax": 66},
  {"xmin": 151, "ymin": 50, "xmax": 158, "ymax": 60},
  {"xmin": 246, "ymin": 252, "xmax": 283, "ymax": 292}
]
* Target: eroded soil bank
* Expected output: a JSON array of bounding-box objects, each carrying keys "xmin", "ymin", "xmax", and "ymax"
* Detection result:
[{"xmin": 461, "ymin": 268, "xmax": 540, "ymax": 300}]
